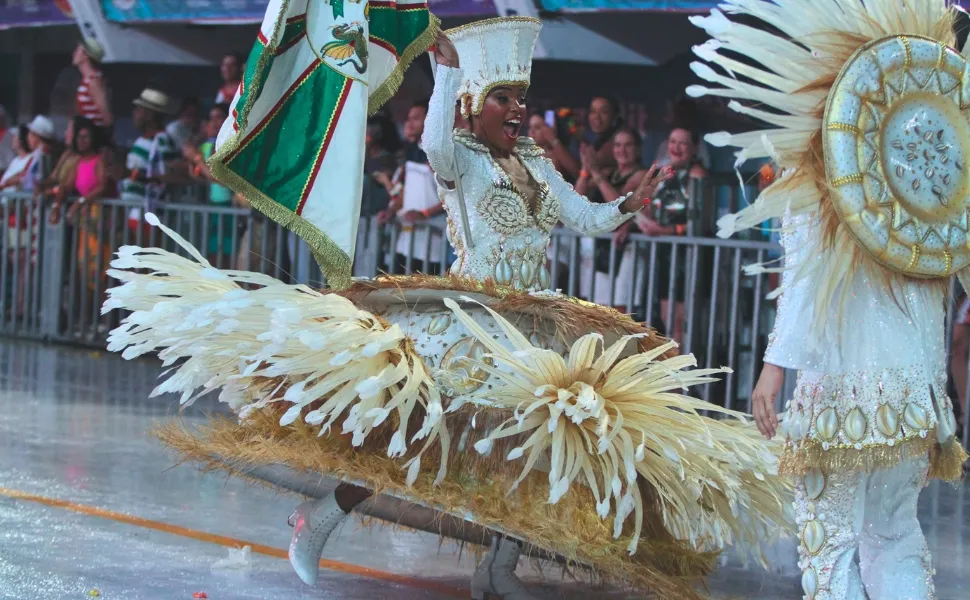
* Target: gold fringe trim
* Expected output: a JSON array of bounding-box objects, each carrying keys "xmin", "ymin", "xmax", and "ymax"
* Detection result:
[
  {"xmin": 334, "ymin": 273, "xmax": 675, "ymax": 356},
  {"xmin": 154, "ymin": 413, "xmax": 716, "ymax": 600},
  {"xmin": 780, "ymin": 432, "xmax": 968, "ymax": 481},
  {"xmin": 367, "ymin": 14, "xmax": 441, "ymax": 115},
  {"xmin": 928, "ymin": 437, "xmax": 970, "ymax": 482}
]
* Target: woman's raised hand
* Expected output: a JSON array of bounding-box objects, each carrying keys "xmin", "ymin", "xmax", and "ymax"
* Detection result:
[
  {"xmin": 620, "ymin": 164, "xmax": 672, "ymax": 213},
  {"xmin": 434, "ymin": 31, "xmax": 459, "ymax": 68}
]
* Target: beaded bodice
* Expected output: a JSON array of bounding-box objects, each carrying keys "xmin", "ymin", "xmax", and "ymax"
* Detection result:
[{"xmin": 423, "ymin": 66, "xmax": 631, "ymax": 289}]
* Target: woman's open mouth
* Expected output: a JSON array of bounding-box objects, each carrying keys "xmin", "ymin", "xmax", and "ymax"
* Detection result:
[{"xmin": 503, "ymin": 119, "xmax": 521, "ymax": 140}]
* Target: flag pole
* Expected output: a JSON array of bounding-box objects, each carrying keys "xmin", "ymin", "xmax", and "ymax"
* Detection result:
[
  {"xmin": 429, "ymin": 50, "xmax": 474, "ymax": 250},
  {"xmin": 451, "ymin": 158, "xmax": 474, "ymax": 250}
]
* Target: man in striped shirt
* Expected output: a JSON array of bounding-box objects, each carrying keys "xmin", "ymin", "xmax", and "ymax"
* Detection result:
[
  {"xmin": 73, "ymin": 39, "xmax": 112, "ymax": 130},
  {"xmin": 122, "ymin": 89, "xmax": 180, "ymax": 233}
]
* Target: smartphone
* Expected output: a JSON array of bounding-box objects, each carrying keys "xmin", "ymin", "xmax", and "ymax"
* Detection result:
[{"xmin": 544, "ymin": 110, "xmax": 555, "ymax": 128}]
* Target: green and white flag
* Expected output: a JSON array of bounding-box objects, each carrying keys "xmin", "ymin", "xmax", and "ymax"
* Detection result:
[{"xmin": 210, "ymin": 0, "xmax": 439, "ymax": 289}]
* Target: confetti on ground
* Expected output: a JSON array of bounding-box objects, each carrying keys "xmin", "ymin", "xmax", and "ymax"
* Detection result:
[
  {"xmin": 212, "ymin": 545, "xmax": 251, "ymax": 571},
  {"xmin": 192, "ymin": 593, "xmax": 208, "ymax": 599},
  {"xmin": 88, "ymin": 591, "xmax": 100, "ymax": 597}
]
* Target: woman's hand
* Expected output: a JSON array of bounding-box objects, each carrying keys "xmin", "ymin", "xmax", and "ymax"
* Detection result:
[
  {"xmin": 48, "ymin": 203, "xmax": 62, "ymax": 226},
  {"xmin": 579, "ymin": 143, "xmax": 598, "ymax": 174},
  {"xmin": 620, "ymin": 164, "xmax": 672, "ymax": 214},
  {"xmin": 65, "ymin": 202, "xmax": 81, "ymax": 225},
  {"xmin": 752, "ymin": 363, "xmax": 784, "ymax": 440},
  {"xmin": 399, "ymin": 210, "xmax": 425, "ymax": 223},
  {"xmin": 634, "ymin": 164, "xmax": 673, "ymax": 202},
  {"xmin": 372, "ymin": 171, "xmax": 392, "ymax": 190},
  {"xmin": 434, "ymin": 31, "xmax": 459, "ymax": 68}
]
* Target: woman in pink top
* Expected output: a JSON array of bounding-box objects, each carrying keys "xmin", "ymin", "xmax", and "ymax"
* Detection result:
[{"xmin": 51, "ymin": 120, "xmax": 110, "ymax": 299}]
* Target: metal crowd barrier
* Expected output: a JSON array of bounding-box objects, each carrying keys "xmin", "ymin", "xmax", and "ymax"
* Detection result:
[{"xmin": 0, "ymin": 191, "xmax": 968, "ymax": 447}]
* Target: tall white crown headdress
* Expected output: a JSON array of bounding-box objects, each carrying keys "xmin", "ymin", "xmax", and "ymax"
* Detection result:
[{"xmin": 445, "ymin": 17, "xmax": 541, "ymax": 117}]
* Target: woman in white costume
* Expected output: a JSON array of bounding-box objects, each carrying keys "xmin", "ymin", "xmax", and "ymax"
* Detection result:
[
  {"xmin": 689, "ymin": 0, "xmax": 969, "ymax": 598},
  {"xmin": 288, "ymin": 18, "xmax": 673, "ymax": 598},
  {"xmin": 105, "ymin": 14, "xmax": 793, "ymax": 600}
]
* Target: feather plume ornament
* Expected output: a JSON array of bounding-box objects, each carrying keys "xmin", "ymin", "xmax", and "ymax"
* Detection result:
[
  {"xmin": 442, "ymin": 297, "xmax": 794, "ymax": 563},
  {"xmin": 689, "ymin": 0, "xmax": 967, "ymax": 329},
  {"xmin": 104, "ymin": 214, "xmax": 450, "ymax": 483}
]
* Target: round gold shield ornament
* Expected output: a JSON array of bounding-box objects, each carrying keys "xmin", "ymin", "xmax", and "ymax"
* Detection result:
[{"xmin": 823, "ymin": 35, "xmax": 970, "ymax": 278}]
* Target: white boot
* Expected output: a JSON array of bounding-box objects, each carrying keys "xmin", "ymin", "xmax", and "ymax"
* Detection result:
[
  {"xmin": 470, "ymin": 535, "xmax": 539, "ymax": 600},
  {"xmin": 287, "ymin": 493, "xmax": 348, "ymax": 586}
]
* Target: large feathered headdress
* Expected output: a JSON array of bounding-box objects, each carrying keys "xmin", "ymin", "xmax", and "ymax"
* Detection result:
[{"xmin": 690, "ymin": 0, "xmax": 969, "ymax": 309}]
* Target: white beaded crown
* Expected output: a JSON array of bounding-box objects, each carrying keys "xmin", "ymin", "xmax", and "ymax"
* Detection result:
[{"xmin": 445, "ymin": 17, "xmax": 541, "ymax": 117}]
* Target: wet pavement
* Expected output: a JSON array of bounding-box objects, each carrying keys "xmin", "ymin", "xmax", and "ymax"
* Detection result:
[{"xmin": 0, "ymin": 339, "xmax": 965, "ymax": 599}]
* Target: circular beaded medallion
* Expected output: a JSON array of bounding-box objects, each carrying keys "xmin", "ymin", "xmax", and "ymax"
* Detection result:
[{"xmin": 824, "ymin": 35, "xmax": 970, "ymax": 277}]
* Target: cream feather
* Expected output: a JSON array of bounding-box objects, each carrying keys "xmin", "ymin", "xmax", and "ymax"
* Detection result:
[
  {"xmin": 443, "ymin": 298, "xmax": 793, "ymax": 562},
  {"xmin": 105, "ymin": 216, "xmax": 448, "ymax": 476}
]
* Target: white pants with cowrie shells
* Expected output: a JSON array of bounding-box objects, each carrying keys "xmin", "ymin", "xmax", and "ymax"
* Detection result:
[{"xmin": 794, "ymin": 456, "xmax": 934, "ymax": 600}]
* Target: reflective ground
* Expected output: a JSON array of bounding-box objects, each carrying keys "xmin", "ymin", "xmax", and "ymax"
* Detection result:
[{"xmin": 0, "ymin": 339, "xmax": 965, "ymax": 600}]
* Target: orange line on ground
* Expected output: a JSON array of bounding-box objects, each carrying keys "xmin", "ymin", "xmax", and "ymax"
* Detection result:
[{"xmin": 0, "ymin": 487, "xmax": 466, "ymax": 598}]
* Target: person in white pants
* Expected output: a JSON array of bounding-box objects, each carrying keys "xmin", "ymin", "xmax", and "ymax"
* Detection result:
[
  {"xmin": 688, "ymin": 0, "xmax": 970, "ymax": 596},
  {"xmin": 750, "ymin": 213, "xmax": 962, "ymax": 600}
]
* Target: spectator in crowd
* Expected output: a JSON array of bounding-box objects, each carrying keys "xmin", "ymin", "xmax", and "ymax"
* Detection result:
[
  {"xmin": 122, "ymin": 89, "xmax": 181, "ymax": 235},
  {"xmin": 22, "ymin": 116, "xmax": 57, "ymax": 193},
  {"xmin": 2, "ymin": 116, "xmax": 55, "ymax": 317},
  {"xmin": 361, "ymin": 113, "xmax": 400, "ymax": 218},
  {"xmin": 633, "ymin": 127, "xmax": 707, "ymax": 343},
  {"xmin": 573, "ymin": 96, "xmax": 622, "ymax": 177},
  {"xmin": 528, "ymin": 112, "xmax": 579, "ymax": 178},
  {"xmin": 0, "ymin": 126, "xmax": 32, "ymax": 192},
  {"xmin": 402, "ymin": 100, "xmax": 428, "ymax": 152},
  {"xmin": 73, "ymin": 38, "xmax": 112, "ymax": 129},
  {"xmin": 50, "ymin": 119, "xmax": 111, "ymax": 293},
  {"xmin": 575, "ymin": 126, "xmax": 647, "ymax": 310},
  {"xmin": 216, "ymin": 53, "xmax": 244, "ymax": 104},
  {"xmin": 651, "ymin": 97, "xmax": 710, "ymax": 169},
  {"xmin": 35, "ymin": 117, "xmax": 84, "ymax": 206},
  {"xmin": 166, "ymin": 97, "xmax": 202, "ymax": 153},
  {"xmin": 0, "ymin": 106, "xmax": 13, "ymax": 174},
  {"xmin": 383, "ymin": 100, "xmax": 443, "ymax": 275},
  {"xmin": 378, "ymin": 100, "xmax": 429, "ymax": 223},
  {"xmin": 186, "ymin": 103, "xmax": 235, "ymax": 264}
]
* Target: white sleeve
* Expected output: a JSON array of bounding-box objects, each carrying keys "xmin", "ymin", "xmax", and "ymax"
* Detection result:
[
  {"xmin": 421, "ymin": 65, "xmax": 462, "ymax": 182},
  {"xmin": 538, "ymin": 158, "xmax": 634, "ymax": 236},
  {"xmin": 763, "ymin": 211, "xmax": 819, "ymax": 369}
]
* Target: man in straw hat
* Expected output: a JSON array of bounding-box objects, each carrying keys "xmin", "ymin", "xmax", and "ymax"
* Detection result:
[
  {"xmin": 73, "ymin": 38, "xmax": 112, "ymax": 130},
  {"xmin": 121, "ymin": 89, "xmax": 182, "ymax": 235}
]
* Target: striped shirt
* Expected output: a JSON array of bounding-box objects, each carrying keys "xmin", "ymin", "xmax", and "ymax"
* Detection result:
[
  {"xmin": 77, "ymin": 71, "xmax": 107, "ymax": 126},
  {"xmin": 121, "ymin": 131, "xmax": 178, "ymax": 217}
]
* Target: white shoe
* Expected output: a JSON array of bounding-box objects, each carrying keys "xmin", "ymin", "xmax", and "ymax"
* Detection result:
[
  {"xmin": 470, "ymin": 535, "xmax": 539, "ymax": 600},
  {"xmin": 287, "ymin": 493, "xmax": 348, "ymax": 586}
]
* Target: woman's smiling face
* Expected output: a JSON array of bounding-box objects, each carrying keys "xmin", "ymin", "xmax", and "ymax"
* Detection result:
[{"xmin": 473, "ymin": 85, "xmax": 527, "ymax": 154}]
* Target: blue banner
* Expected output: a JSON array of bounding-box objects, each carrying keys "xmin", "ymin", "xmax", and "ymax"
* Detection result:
[
  {"xmin": 539, "ymin": 0, "xmax": 714, "ymax": 10},
  {"xmin": 102, "ymin": 0, "xmax": 496, "ymax": 23}
]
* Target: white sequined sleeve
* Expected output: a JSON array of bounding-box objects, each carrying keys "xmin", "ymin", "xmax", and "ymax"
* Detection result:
[
  {"xmin": 538, "ymin": 159, "xmax": 634, "ymax": 236},
  {"xmin": 422, "ymin": 65, "xmax": 461, "ymax": 182},
  {"xmin": 763, "ymin": 211, "xmax": 824, "ymax": 370}
]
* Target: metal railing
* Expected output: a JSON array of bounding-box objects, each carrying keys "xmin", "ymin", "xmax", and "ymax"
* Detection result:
[{"xmin": 0, "ymin": 191, "xmax": 967, "ymax": 447}]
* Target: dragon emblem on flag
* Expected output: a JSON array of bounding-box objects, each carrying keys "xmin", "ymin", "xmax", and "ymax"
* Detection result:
[{"xmin": 322, "ymin": 22, "xmax": 368, "ymax": 74}]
